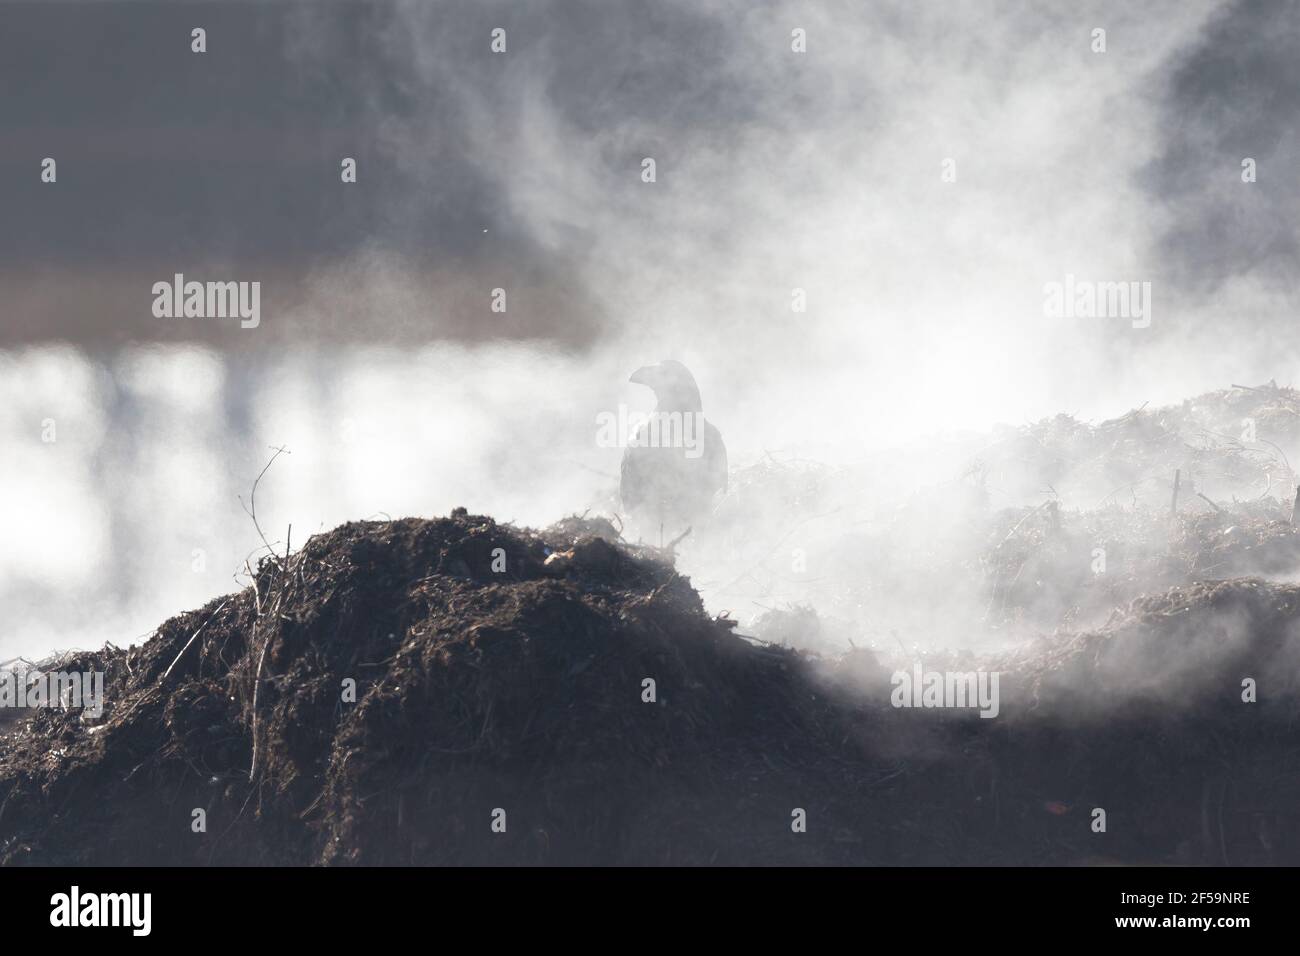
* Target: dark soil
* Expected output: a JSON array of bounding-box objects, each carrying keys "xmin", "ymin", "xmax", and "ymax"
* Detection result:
[{"xmin": 2, "ymin": 509, "xmax": 1298, "ymax": 865}]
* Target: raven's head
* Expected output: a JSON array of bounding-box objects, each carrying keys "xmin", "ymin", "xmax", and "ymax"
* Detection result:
[{"xmin": 629, "ymin": 359, "xmax": 703, "ymax": 412}]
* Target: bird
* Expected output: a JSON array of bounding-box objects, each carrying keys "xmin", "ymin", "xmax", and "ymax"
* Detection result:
[{"xmin": 619, "ymin": 360, "xmax": 727, "ymax": 541}]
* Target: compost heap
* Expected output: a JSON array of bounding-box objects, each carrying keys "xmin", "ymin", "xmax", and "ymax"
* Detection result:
[{"xmin": 2, "ymin": 504, "xmax": 1297, "ymax": 866}]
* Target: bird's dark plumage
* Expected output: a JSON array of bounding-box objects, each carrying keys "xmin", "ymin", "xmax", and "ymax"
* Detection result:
[{"xmin": 619, "ymin": 360, "xmax": 727, "ymax": 532}]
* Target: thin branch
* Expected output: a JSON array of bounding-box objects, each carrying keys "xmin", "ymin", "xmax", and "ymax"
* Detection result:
[
  {"xmin": 1196, "ymin": 492, "xmax": 1225, "ymax": 515},
  {"xmin": 239, "ymin": 445, "xmax": 290, "ymax": 561},
  {"xmin": 160, "ymin": 599, "xmax": 230, "ymax": 685}
]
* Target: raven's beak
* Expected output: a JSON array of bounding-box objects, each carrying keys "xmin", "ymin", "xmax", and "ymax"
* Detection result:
[{"xmin": 629, "ymin": 365, "xmax": 654, "ymax": 386}]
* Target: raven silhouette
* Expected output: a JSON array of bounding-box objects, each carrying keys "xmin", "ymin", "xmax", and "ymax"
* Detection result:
[{"xmin": 619, "ymin": 360, "xmax": 727, "ymax": 538}]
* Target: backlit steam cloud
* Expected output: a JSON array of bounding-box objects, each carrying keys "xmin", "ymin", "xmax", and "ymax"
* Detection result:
[{"xmin": 2, "ymin": 0, "xmax": 1298, "ymax": 659}]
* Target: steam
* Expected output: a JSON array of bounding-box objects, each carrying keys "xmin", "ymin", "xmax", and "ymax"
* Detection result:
[{"xmin": 3, "ymin": 0, "xmax": 1300, "ymax": 662}]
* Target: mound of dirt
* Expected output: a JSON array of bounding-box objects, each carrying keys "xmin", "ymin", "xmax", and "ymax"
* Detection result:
[
  {"xmin": 979, "ymin": 496, "xmax": 1300, "ymax": 631},
  {"xmin": 976, "ymin": 384, "xmax": 1300, "ymax": 508},
  {"xmin": 2, "ymin": 510, "xmax": 1298, "ymax": 865},
  {"xmin": 0, "ymin": 511, "xmax": 844, "ymax": 865}
]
